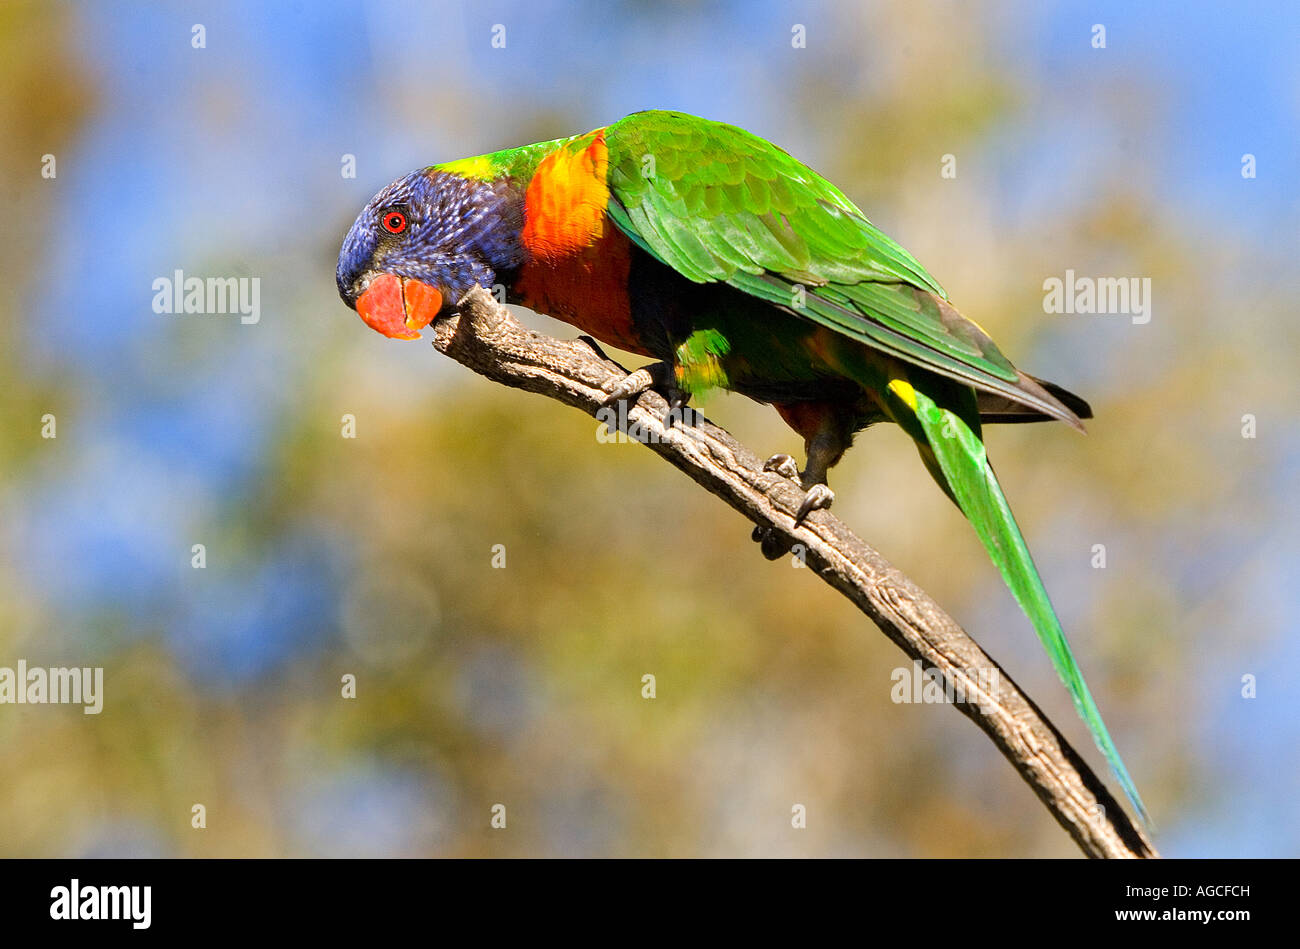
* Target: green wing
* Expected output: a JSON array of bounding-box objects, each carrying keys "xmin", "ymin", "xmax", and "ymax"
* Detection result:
[{"xmin": 603, "ymin": 110, "xmax": 1080, "ymax": 425}]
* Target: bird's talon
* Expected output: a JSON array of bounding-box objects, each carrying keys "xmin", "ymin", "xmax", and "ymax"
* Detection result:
[
  {"xmin": 605, "ymin": 361, "xmax": 681, "ymax": 410},
  {"xmin": 604, "ymin": 367, "xmax": 657, "ymax": 407},
  {"xmin": 662, "ymin": 389, "xmax": 692, "ymax": 428},
  {"xmin": 763, "ymin": 453, "xmax": 801, "ymax": 482},
  {"xmin": 794, "ymin": 484, "xmax": 835, "ymax": 526}
]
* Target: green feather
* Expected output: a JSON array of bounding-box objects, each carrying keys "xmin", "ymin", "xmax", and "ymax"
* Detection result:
[
  {"xmin": 607, "ymin": 111, "xmax": 945, "ymax": 291},
  {"xmin": 603, "ymin": 111, "xmax": 1082, "ymax": 427},
  {"xmin": 674, "ymin": 329, "xmax": 732, "ymax": 395},
  {"xmin": 879, "ymin": 370, "xmax": 1150, "ymax": 825}
]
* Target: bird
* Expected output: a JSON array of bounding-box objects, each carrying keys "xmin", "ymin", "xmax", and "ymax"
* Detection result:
[{"xmin": 336, "ymin": 109, "xmax": 1149, "ymax": 825}]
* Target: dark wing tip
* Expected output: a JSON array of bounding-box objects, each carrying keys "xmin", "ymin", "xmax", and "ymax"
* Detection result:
[
  {"xmin": 1034, "ymin": 376, "xmax": 1093, "ymax": 421},
  {"xmin": 1013, "ymin": 372, "xmax": 1092, "ymax": 432}
]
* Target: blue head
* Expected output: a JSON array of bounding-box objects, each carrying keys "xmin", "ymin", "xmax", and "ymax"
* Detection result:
[{"xmin": 336, "ymin": 169, "xmax": 523, "ymax": 339}]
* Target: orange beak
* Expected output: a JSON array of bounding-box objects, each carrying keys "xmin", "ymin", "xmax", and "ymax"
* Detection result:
[{"xmin": 355, "ymin": 274, "xmax": 444, "ymax": 340}]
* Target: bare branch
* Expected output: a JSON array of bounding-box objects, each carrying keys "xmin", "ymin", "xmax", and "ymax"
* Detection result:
[{"xmin": 432, "ymin": 285, "xmax": 1157, "ymax": 859}]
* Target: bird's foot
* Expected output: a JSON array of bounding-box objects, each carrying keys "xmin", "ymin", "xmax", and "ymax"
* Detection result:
[
  {"xmin": 604, "ymin": 362, "xmax": 692, "ymax": 428},
  {"xmin": 763, "ymin": 453, "xmax": 801, "ymax": 483},
  {"xmin": 750, "ymin": 524, "xmax": 794, "ymax": 561},
  {"xmin": 762, "ymin": 454, "xmax": 835, "ymax": 525},
  {"xmin": 661, "ymin": 387, "xmax": 692, "ymax": 429},
  {"xmin": 794, "ymin": 483, "xmax": 834, "ymax": 526},
  {"xmin": 751, "ymin": 455, "xmax": 835, "ymax": 559},
  {"xmin": 603, "ymin": 366, "xmax": 657, "ymax": 404}
]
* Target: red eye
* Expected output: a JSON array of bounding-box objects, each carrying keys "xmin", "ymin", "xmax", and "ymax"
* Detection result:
[{"xmin": 382, "ymin": 210, "xmax": 407, "ymax": 234}]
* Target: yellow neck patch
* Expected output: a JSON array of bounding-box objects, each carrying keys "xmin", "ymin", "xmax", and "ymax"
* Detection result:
[{"xmin": 433, "ymin": 154, "xmax": 495, "ymax": 180}]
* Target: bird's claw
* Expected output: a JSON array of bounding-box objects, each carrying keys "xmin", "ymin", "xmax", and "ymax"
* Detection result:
[
  {"xmin": 763, "ymin": 453, "xmax": 801, "ymax": 482},
  {"xmin": 603, "ymin": 367, "xmax": 658, "ymax": 406},
  {"xmin": 604, "ymin": 362, "xmax": 691, "ymax": 428},
  {"xmin": 750, "ymin": 473, "xmax": 833, "ymax": 560},
  {"xmin": 794, "ymin": 484, "xmax": 834, "ymax": 526},
  {"xmin": 762, "ymin": 453, "xmax": 833, "ymax": 524},
  {"xmin": 661, "ymin": 386, "xmax": 693, "ymax": 429}
]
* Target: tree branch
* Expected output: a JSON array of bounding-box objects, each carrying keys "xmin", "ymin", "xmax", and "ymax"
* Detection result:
[{"xmin": 433, "ymin": 285, "xmax": 1157, "ymax": 859}]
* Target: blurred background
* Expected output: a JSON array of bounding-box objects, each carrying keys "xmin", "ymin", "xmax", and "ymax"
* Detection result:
[{"xmin": 0, "ymin": 0, "xmax": 1296, "ymax": 857}]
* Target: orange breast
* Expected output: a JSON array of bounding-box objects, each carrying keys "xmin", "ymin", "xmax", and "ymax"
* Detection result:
[{"xmin": 513, "ymin": 130, "xmax": 649, "ymax": 356}]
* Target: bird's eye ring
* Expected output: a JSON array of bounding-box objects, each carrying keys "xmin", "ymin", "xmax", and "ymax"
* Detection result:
[{"xmin": 382, "ymin": 210, "xmax": 407, "ymax": 234}]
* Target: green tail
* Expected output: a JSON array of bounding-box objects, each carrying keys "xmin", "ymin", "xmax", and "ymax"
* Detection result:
[{"xmin": 880, "ymin": 371, "xmax": 1150, "ymax": 827}]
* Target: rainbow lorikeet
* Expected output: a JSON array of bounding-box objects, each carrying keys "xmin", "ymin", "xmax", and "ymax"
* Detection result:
[{"xmin": 336, "ymin": 109, "xmax": 1148, "ymax": 824}]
